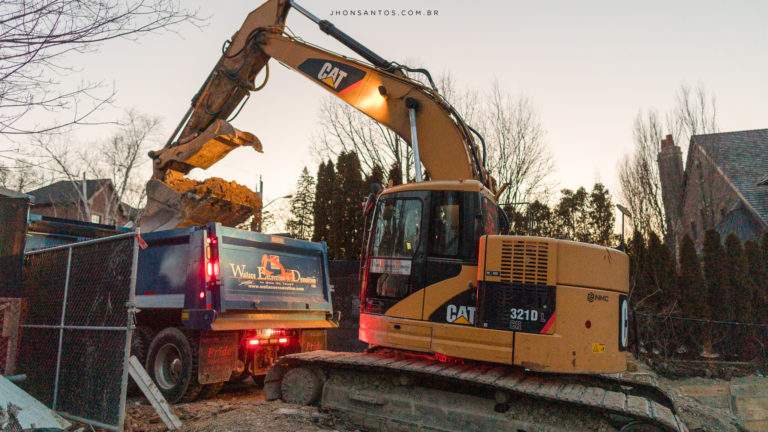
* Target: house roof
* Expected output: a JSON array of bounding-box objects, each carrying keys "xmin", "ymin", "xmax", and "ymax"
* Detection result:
[
  {"xmin": 691, "ymin": 128, "xmax": 768, "ymax": 224},
  {"xmin": 27, "ymin": 179, "xmax": 112, "ymax": 205},
  {"xmin": 0, "ymin": 187, "xmax": 32, "ymax": 200}
]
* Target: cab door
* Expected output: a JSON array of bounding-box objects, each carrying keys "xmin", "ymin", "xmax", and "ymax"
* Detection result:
[{"xmin": 422, "ymin": 191, "xmax": 481, "ymax": 325}]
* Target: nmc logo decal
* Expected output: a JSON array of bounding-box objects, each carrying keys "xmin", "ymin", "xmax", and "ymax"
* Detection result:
[{"xmin": 298, "ymin": 59, "xmax": 366, "ymax": 93}]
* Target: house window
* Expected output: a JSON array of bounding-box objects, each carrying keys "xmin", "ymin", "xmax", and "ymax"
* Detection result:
[{"xmin": 91, "ymin": 214, "xmax": 102, "ymax": 224}]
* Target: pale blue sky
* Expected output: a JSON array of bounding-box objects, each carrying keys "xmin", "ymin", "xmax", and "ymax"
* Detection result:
[{"xmin": 64, "ymin": 0, "xmax": 768, "ymax": 224}]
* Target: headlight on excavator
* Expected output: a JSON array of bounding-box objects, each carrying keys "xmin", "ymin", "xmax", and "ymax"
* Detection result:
[{"xmin": 619, "ymin": 294, "xmax": 629, "ymax": 351}]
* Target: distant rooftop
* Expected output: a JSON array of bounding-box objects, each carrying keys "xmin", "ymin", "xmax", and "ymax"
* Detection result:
[{"xmin": 691, "ymin": 128, "xmax": 768, "ymax": 223}]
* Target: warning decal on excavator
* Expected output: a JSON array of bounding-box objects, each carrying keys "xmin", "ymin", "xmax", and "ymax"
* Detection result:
[{"xmin": 298, "ymin": 58, "xmax": 366, "ymax": 93}]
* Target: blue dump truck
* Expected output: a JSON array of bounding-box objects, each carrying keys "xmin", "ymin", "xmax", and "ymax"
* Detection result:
[{"xmin": 25, "ymin": 215, "xmax": 335, "ymax": 403}]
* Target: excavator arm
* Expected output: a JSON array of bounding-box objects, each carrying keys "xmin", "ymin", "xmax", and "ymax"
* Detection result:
[{"xmin": 140, "ymin": 0, "xmax": 489, "ymax": 231}]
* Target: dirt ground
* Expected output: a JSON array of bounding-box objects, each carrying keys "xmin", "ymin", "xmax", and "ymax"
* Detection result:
[{"xmin": 124, "ymin": 383, "xmax": 358, "ymax": 432}]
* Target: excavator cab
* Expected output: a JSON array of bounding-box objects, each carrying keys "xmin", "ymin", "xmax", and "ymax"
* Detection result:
[{"xmin": 360, "ymin": 180, "xmax": 505, "ymax": 320}]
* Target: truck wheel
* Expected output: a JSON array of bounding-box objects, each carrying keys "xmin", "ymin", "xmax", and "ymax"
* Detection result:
[
  {"xmin": 145, "ymin": 327, "xmax": 203, "ymax": 403},
  {"xmin": 198, "ymin": 382, "xmax": 224, "ymax": 399}
]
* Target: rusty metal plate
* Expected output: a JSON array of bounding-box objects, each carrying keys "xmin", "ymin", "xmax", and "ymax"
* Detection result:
[{"xmin": 198, "ymin": 331, "xmax": 239, "ymax": 384}]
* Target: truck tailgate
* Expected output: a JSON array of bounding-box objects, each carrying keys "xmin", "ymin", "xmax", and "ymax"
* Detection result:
[{"xmin": 213, "ymin": 225, "xmax": 332, "ymax": 314}]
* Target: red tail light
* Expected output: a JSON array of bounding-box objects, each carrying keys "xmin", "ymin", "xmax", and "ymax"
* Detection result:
[
  {"xmin": 247, "ymin": 338, "xmax": 260, "ymax": 347},
  {"xmin": 203, "ymin": 233, "xmax": 220, "ymax": 309},
  {"xmin": 278, "ymin": 337, "xmax": 288, "ymax": 345}
]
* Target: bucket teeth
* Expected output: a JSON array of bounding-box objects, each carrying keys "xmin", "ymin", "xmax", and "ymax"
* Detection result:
[{"xmin": 155, "ymin": 119, "xmax": 262, "ymax": 174}]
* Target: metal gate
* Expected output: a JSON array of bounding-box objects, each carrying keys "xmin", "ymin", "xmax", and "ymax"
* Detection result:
[{"xmin": 19, "ymin": 232, "xmax": 138, "ymax": 431}]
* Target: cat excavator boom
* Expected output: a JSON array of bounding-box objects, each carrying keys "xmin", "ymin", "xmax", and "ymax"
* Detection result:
[{"xmin": 139, "ymin": 0, "xmax": 490, "ymax": 231}]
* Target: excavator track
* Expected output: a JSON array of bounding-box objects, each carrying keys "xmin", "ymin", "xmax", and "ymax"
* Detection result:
[{"xmin": 266, "ymin": 350, "xmax": 688, "ymax": 432}]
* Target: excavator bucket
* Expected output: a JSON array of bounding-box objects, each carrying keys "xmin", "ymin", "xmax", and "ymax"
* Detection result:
[
  {"xmin": 140, "ymin": 120, "xmax": 263, "ymax": 232},
  {"xmin": 154, "ymin": 119, "xmax": 262, "ymax": 174},
  {"xmin": 141, "ymin": 174, "xmax": 262, "ymax": 232}
]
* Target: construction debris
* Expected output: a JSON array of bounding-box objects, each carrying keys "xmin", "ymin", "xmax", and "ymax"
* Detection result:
[
  {"xmin": 128, "ymin": 356, "xmax": 182, "ymax": 430},
  {"xmin": 0, "ymin": 375, "xmax": 70, "ymax": 430}
]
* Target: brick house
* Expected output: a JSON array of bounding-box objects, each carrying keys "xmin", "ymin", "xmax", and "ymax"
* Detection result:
[
  {"xmin": 658, "ymin": 129, "xmax": 768, "ymax": 251},
  {"xmin": 27, "ymin": 179, "xmax": 136, "ymax": 226}
]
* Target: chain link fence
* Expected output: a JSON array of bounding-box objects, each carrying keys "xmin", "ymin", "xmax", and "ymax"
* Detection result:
[
  {"xmin": 19, "ymin": 232, "xmax": 138, "ymax": 431},
  {"xmin": 633, "ymin": 311, "xmax": 768, "ymax": 377}
]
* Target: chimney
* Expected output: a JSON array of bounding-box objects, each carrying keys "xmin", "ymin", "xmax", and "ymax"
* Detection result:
[{"xmin": 657, "ymin": 134, "xmax": 684, "ymax": 249}]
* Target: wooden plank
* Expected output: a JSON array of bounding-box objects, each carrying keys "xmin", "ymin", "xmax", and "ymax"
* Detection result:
[{"xmin": 128, "ymin": 355, "xmax": 182, "ymax": 430}]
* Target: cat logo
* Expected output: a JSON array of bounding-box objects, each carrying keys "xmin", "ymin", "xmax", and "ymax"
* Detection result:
[
  {"xmin": 297, "ymin": 58, "xmax": 366, "ymax": 93},
  {"xmin": 317, "ymin": 63, "xmax": 348, "ymax": 89},
  {"xmin": 446, "ymin": 304, "xmax": 476, "ymax": 325}
]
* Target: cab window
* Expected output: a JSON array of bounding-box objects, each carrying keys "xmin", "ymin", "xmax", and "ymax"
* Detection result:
[
  {"xmin": 372, "ymin": 198, "xmax": 422, "ymax": 258},
  {"xmin": 429, "ymin": 192, "xmax": 462, "ymax": 257}
]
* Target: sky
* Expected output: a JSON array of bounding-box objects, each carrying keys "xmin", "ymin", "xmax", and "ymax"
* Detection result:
[{"xmin": 46, "ymin": 0, "xmax": 768, "ymax": 228}]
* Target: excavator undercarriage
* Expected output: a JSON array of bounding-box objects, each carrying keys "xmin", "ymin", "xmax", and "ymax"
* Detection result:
[{"xmin": 266, "ymin": 350, "xmax": 687, "ymax": 432}]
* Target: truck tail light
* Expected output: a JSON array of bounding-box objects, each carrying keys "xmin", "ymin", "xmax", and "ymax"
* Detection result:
[
  {"xmin": 203, "ymin": 233, "xmax": 220, "ymax": 309},
  {"xmin": 278, "ymin": 337, "xmax": 288, "ymax": 345},
  {"xmin": 247, "ymin": 338, "xmax": 260, "ymax": 348}
]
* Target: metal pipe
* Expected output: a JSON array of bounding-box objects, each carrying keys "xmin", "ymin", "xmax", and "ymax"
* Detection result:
[
  {"xmin": 52, "ymin": 246, "xmax": 72, "ymax": 410},
  {"xmin": 290, "ymin": 0, "xmax": 391, "ymax": 69},
  {"xmin": 406, "ymin": 98, "xmax": 423, "ymax": 182}
]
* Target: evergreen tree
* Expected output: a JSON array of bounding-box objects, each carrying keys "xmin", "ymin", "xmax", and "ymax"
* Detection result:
[
  {"xmin": 553, "ymin": 187, "xmax": 590, "ymax": 242},
  {"xmin": 701, "ymin": 229, "xmax": 726, "ymax": 356},
  {"xmin": 387, "ymin": 161, "xmax": 402, "ymax": 186},
  {"xmin": 678, "ymin": 234, "xmax": 707, "ymax": 319},
  {"xmin": 628, "ymin": 230, "xmax": 649, "ymax": 310},
  {"xmin": 526, "ymin": 200, "xmax": 553, "ymax": 237},
  {"xmin": 724, "ymin": 234, "xmax": 750, "ymax": 321},
  {"xmin": 745, "ymin": 240, "xmax": 768, "ymax": 325},
  {"xmin": 286, "ymin": 167, "xmax": 315, "ymax": 240},
  {"xmin": 333, "ymin": 151, "xmax": 365, "ymax": 260},
  {"xmin": 312, "ymin": 160, "xmax": 336, "ymax": 247},
  {"xmin": 644, "ymin": 232, "xmax": 675, "ymax": 312},
  {"xmin": 724, "ymin": 234, "xmax": 753, "ymax": 358},
  {"xmin": 702, "ymin": 230, "xmax": 727, "ymax": 321},
  {"xmin": 365, "ymin": 164, "xmax": 385, "ymax": 191},
  {"xmin": 587, "ymin": 183, "xmax": 615, "ymax": 246},
  {"xmin": 678, "ymin": 234, "xmax": 707, "ymax": 354}
]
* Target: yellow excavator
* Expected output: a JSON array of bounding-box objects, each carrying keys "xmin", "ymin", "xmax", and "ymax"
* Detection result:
[{"xmin": 140, "ymin": 1, "xmax": 687, "ymax": 430}]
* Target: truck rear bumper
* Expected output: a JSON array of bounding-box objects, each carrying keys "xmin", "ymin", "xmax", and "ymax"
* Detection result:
[{"xmin": 209, "ymin": 311, "xmax": 337, "ymax": 331}]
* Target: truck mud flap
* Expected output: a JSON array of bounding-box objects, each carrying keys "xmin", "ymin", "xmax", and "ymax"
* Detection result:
[{"xmin": 198, "ymin": 331, "xmax": 238, "ymax": 384}]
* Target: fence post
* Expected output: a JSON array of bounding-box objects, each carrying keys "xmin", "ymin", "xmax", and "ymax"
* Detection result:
[{"xmin": 52, "ymin": 246, "xmax": 72, "ymax": 410}]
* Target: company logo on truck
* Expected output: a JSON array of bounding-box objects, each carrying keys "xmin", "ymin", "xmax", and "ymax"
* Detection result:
[
  {"xmin": 229, "ymin": 254, "xmax": 318, "ymax": 291},
  {"xmin": 298, "ymin": 58, "xmax": 366, "ymax": 93}
]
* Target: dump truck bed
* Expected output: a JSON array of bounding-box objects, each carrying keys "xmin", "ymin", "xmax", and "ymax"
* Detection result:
[{"xmin": 135, "ymin": 223, "xmax": 334, "ymax": 330}]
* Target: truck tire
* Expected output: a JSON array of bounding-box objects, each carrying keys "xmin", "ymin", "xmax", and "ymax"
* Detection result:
[{"xmin": 145, "ymin": 327, "xmax": 203, "ymax": 403}]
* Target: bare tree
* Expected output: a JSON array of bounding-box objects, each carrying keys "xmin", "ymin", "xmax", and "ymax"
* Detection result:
[
  {"xmin": 484, "ymin": 81, "xmax": 552, "ymax": 205},
  {"xmin": 0, "ymin": 0, "xmax": 201, "ymax": 138},
  {"xmin": 33, "ymin": 109, "xmax": 160, "ymax": 224},
  {"xmin": 313, "ymin": 73, "xmax": 553, "ymax": 198},
  {"xmin": 619, "ymin": 83, "xmax": 718, "ymax": 237}
]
